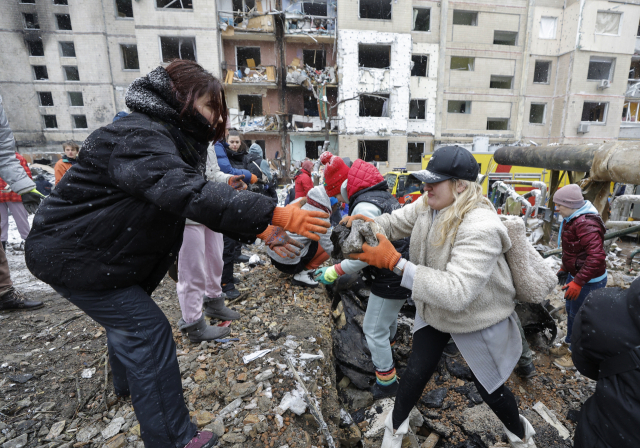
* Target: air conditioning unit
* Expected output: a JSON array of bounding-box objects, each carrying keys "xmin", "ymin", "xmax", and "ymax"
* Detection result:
[
  {"xmin": 577, "ymin": 123, "xmax": 590, "ymax": 134},
  {"xmin": 598, "ymin": 79, "xmax": 611, "ymax": 90}
]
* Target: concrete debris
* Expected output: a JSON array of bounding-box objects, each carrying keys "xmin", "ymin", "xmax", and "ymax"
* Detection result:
[{"xmin": 533, "ymin": 401, "xmax": 571, "ymax": 439}]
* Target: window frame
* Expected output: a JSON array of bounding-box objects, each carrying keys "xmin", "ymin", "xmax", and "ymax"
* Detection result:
[
  {"xmin": 72, "ymin": 114, "xmax": 88, "ymax": 129},
  {"xmin": 38, "ymin": 92, "xmax": 54, "ymax": 107},
  {"xmin": 450, "ymin": 56, "xmax": 475, "ymax": 71},
  {"xmin": 595, "ymin": 11, "xmax": 623, "ymax": 36},
  {"xmin": 622, "ymin": 101, "xmax": 640, "ymax": 122},
  {"xmin": 493, "ymin": 30, "xmax": 518, "ymax": 46},
  {"xmin": 580, "ymin": 101, "xmax": 609, "ymax": 124},
  {"xmin": 59, "ymin": 41, "xmax": 76, "ymax": 58},
  {"xmin": 159, "ymin": 36, "xmax": 197, "ymax": 63},
  {"xmin": 533, "ymin": 60, "xmax": 552, "ymax": 84},
  {"xmin": 411, "ymin": 55, "xmax": 428, "ymax": 77},
  {"xmin": 447, "ymin": 100, "xmax": 471, "ymax": 114},
  {"xmin": 412, "ymin": 7, "xmax": 431, "ymax": 32},
  {"xmin": 68, "ymin": 92, "xmax": 84, "ymax": 107},
  {"xmin": 407, "ymin": 142, "xmax": 425, "ymax": 164},
  {"xmin": 486, "ymin": 117, "xmax": 510, "ymax": 131},
  {"xmin": 55, "ymin": 13, "xmax": 73, "ymax": 31},
  {"xmin": 53, "ymin": 0, "xmax": 69, "ymax": 4},
  {"xmin": 587, "ymin": 56, "xmax": 615, "ymax": 82},
  {"xmin": 409, "ymin": 99, "xmax": 427, "ymax": 120},
  {"xmin": 489, "ymin": 75, "xmax": 514, "ymax": 89},
  {"xmin": 23, "ymin": 13, "xmax": 40, "ymax": 30},
  {"xmin": 155, "ymin": 0, "xmax": 194, "ymax": 10},
  {"xmin": 358, "ymin": 140, "xmax": 389, "ymax": 162},
  {"xmin": 452, "ymin": 10, "xmax": 478, "ymax": 26},
  {"xmin": 539, "ymin": 16, "xmax": 558, "ymax": 40},
  {"xmin": 115, "ymin": 0, "xmax": 135, "ymax": 19},
  {"xmin": 358, "ymin": 94, "xmax": 390, "ymax": 118},
  {"xmin": 27, "ymin": 40, "xmax": 45, "ymax": 57},
  {"xmin": 529, "ymin": 103, "xmax": 547, "ymax": 125},
  {"xmin": 358, "ymin": 0, "xmax": 392, "ymax": 21},
  {"xmin": 120, "ymin": 44, "xmax": 140, "ymax": 71},
  {"xmin": 33, "ymin": 65, "xmax": 49, "ymax": 81},
  {"xmin": 63, "ymin": 65, "xmax": 80, "ymax": 81},
  {"xmin": 43, "ymin": 115, "xmax": 58, "ymax": 129}
]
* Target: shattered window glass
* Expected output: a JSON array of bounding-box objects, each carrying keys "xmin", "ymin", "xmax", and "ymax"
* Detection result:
[
  {"xmin": 359, "ymin": 0, "xmax": 391, "ymax": 20},
  {"xmin": 303, "ymin": 2, "xmax": 327, "ymax": 16},
  {"xmin": 529, "ymin": 103, "xmax": 546, "ymax": 124},
  {"xmin": 408, "ymin": 143, "xmax": 424, "ymax": 163},
  {"xmin": 238, "ymin": 95, "xmax": 262, "ymax": 116},
  {"xmin": 116, "ymin": 0, "xmax": 134, "ymax": 18},
  {"xmin": 23, "ymin": 13, "xmax": 39, "ymax": 30},
  {"xmin": 303, "ymin": 49, "xmax": 326, "ymax": 70},
  {"xmin": 487, "ymin": 118, "xmax": 509, "ymax": 130},
  {"xmin": 411, "ymin": 55, "xmax": 428, "ymax": 77},
  {"xmin": 409, "ymin": 100, "xmax": 426, "ymax": 119},
  {"xmin": 358, "ymin": 140, "xmax": 388, "ymax": 162},
  {"xmin": 38, "ymin": 92, "xmax": 54, "ymax": 107},
  {"xmin": 305, "ymin": 141, "xmax": 324, "ymax": 159},
  {"xmin": 358, "ymin": 44, "xmax": 390, "ymax": 69},
  {"xmin": 121, "ymin": 44, "xmax": 140, "ymax": 70},
  {"xmin": 160, "ymin": 37, "xmax": 196, "ymax": 62},
  {"xmin": 581, "ymin": 102, "xmax": 607, "ymax": 122},
  {"xmin": 413, "ymin": 8, "xmax": 430, "ymax": 32},
  {"xmin": 28, "ymin": 40, "xmax": 44, "ymax": 57},
  {"xmin": 56, "ymin": 14, "xmax": 72, "ymax": 30},
  {"xmin": 359, "ymin": 94, "xmax": 389, "ymax": 117},
  {"xmin": 236, "ymin": 46, "xmax": 261, "ymax": 68},
  {"xmin": 33, "ymin": 65, "xmax": 48, "ymax": 80},
  {"xmin": 533, "ymin": 60, "xmax": 551, "ymax": 83},
  {"xmin": 622, "ymin": 101, "xmax": 640, "ymax": 121},
  {"xmin": 157, "ymin": 0, "xmax": 193, "ymax": 9},
  {"xmin": 587, "ymin": 58, "xmax": 614, "ymax": 80}
]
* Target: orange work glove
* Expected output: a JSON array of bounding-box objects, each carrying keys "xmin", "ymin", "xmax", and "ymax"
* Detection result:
[
  {"xmin": 339, "ymin": 214, "xmax": 374, "ymax": 228},
  {"xmin": 271, "ymin": 201, "xmax": 330, "ymax": 242},
  {"xmin": 250, "ymin": 174, "xmax": 258, "ymax": 184},
  {"xmin": 562, "ymin": 281, "xmax": 582, "ymax": 301},
  {"xmin": 227, "ymin": 175, "xmax": 247, "ymax": 190},
  {"xmin": 348, "ymin": 233, "xmax": 401, "ymax": 271},
  {"xmin": 257, "ymin": 225, "xmax": 303, "ymax": 259}
]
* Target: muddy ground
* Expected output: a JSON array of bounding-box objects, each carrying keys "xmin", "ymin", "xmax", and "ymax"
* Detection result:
[{"xmin": 1, "ymin": 217, "xmax": 638, "ymax": 448}]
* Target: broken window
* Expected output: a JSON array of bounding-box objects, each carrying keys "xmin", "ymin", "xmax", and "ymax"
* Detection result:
[
  {"xmin": 53, "ymin": 0, "xmax": 69, "ymax": 4},
  {"xmin": 23, "ymin": 13, "xmax": 39, "ymax": 30},
  {"xmin": 28, "ymin": 40, "xmax": 44, "ymax": 57},
  {"xmin": 156, "ymin": 0, "xmax": 193, "ymax": 9},
  {"xmin": 116, "ymin": 0, "xmax": 134, "ymax": 18},
  {"xmin": 358, "ymin": 44, "xmax": 391, "ymax": 69},
  {"xmin": 305, "ymin": 141, "xmax": 324, "ymax": 159},
  {"xmin": 487, "ymin": 118, "xmax": 509, "ymax": 130},
  {"xmin": 359, "ymin": 94, "xmax": 389, "ymax": 117},
  {"xmin": 450, "ymin": 56, "xmax": 474, "ymax": 71},
  {"xmin": 581, "ymin": 102, "xmax": 607, "ymax": 122},
  {"xmin": 303, "ymin": 50, "xmax": 326, "ymax": 70},
  {"xmin": 529, "ymin": 103, "xmax": 546, "ymax": 124},
  {"xmin": 452, "ymin": 10, "xmax": 477, "ymax": 26},
  {"xmin": 630, "ymin": 58, "xmax": 640, "ymax": 79},
  {"xmin": 588, "ymin": 57, "xmax": 614, "ymax": 81},
  {"xmin": 539, "ymin": 16, "xmax": 557, "ymax": 39},
  {"xmin": 63, "ymin": 66, "xmax": 80, "ymax": 81},
  {"xmin": 490, "ymin": 75, "xmax": 513, "ymax": 89},
  {"xmin": 232, "ymin": 0, "xmax": 255, "ymax": 12},
  {"xmin": 160, "ymin": 37, "xmax": 196, "ymax": 62},
  {"xmin": 20, "ymin": 0, "xmax": 35, "ymax": 3},
  {"xmin": 238, "ymin": 95, "xmax": 262, "ymax": 116},
  {"xmin": 494, "ymin": 31, "xmax": 517, "ymax": 46},
  {"xmin": 304, "ymin": 93, "xmax": 319, "ymax": 116},
  {"xmin": 69, "ymin": 92, "xmax": 84, "ymax": 106},
  {"xmin": 121, "ymin": 44, "xmax": 140, "ymax": 70},
  {"xmin": 38, "ymin": 92, "xmax": 54, "ymax": 107},
  {"xmin": 411, "ymin": 55, "xmax": 428, "ymax": 77},
  {"xmin": 358, "ymin": 140, "xmax": 389, "ymax": 162},
  {"xmin": 413, "ymin": 8, "xmax": 430, "ymax": 32},
  {"xmin": 56, "ymin": 14, "xmax": 72, "ymax": 30},
  {"xmin": 595, "ymin": 11, "xmax": 621, "ymax": 35},
  {"xmin": 533, "ymin": 60, "xmax": 551, "ymax": 83},
  {"xmin": 447, "ymin": 100, "xmax": 470, "ymax": 113},
  {"xmin": 236, "ymin": 46, "xmax": 261, "ymax": 68},
  {"xmin": 72, "ymin": 115, "xmax": 88, "ymax": 129},
  {"xmin": 359, "ymin": 0, "xmax": 391, "ymax": 20},
  {"xmin": 408, "ymin": 142, "xmax": 424, "ymax": 163},
  {"xmin": 303, "ymin": 2, "xmax": 327, "ymax": 16},
  {"xmin": 33, "ymin": 65, "xmax": 48, "ymax": 80},
  {"xmin": 43, "ymin": 115, "xmax": 58, "ymax": 129},
  {"xmin": 622, "ymin": 101, "xmax": 640, "ymax": 122},
  {"xmin": 409, "ymin": 100, "xmax": 426, "ymax": 119},
  {"xmin": 60, "ymin": 42, "xmax": 76, "ymax": 57}
]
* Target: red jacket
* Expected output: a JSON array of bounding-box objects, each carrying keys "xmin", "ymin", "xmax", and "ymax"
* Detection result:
[
  {"xmin": 294, "ymin": 169, "xmax": 314, "ymax": 199},
  {"xmin": 560, "ymin": 213, "xmax": 606, "ymax": 286},
  {"xmin": 347, "ymin": 159, "xmax": 385, "ymax": 198},
  {"xmin": 0, "ymin": 153, "xmax": 31, "ymax": 203}
]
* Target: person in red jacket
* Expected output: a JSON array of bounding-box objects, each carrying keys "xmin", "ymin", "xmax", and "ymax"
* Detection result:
[
  {"xmin": 552, "ymin": 184, "xmax": 607, "ymax": 370},
  {"xmin": 294, "ymin": 160, "xmax": 314, "ymax": 199},
  {"xmin": 0, "ymin": 153, "xmax": 32, "ymax": 251}
]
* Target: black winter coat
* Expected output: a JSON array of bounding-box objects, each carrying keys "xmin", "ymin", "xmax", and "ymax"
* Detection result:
[
  {"xmin": 572, "ymin": 278, "xmax": 640, "ymax": 448},
  {"xmin": 25, "ymin": 67, "xmax": 276, "ymax": 294}
]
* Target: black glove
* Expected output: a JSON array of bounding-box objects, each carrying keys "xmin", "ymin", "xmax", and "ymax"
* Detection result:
[
  {"xmin": 556, "ymin": 269, "xmax": 568, "ymax": 286},
  {"xmin": 21, "ymin": 189, "xmax": 44, "ymax": 214}
]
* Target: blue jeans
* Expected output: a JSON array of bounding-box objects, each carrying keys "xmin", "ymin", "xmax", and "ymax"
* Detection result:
[
  {"xmin": 362, "ymin": 292, "xmax": 405, "ymax": 372},
  {"xmin": 565, "ymin": 274, "xmax": 607, "ymax": 347},
  {"xmin": 53, "ymin": 285, "xmax": 196, "ymax": 448}
]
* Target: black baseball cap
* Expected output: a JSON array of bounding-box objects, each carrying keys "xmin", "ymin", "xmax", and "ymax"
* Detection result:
[{"xmin": 413, "ymin": 146, "xmax": 479, "ymax": 184}]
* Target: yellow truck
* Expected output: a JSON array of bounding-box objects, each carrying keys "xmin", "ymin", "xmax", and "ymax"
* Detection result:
[{"xmin": 384, "ymin": 169, "xmax": 425, "ymax": 204}]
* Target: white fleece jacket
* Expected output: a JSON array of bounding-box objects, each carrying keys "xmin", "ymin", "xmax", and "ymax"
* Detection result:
[{"xmin": 375, "ymin": 195, "xmax": 516, "ymax": 334}]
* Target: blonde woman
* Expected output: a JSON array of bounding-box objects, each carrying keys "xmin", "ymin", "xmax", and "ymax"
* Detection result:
[{"xmin": 345, "ymin": 146, "xmax": 537, "ymax": 448}]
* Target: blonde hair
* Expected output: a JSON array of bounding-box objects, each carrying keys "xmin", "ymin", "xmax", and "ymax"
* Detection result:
[{"xmin": 433, "ymin": 179, "xmax": 493, "ymax": 246}]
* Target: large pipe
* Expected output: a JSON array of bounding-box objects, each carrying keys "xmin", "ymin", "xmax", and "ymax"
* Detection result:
[{"xmin": 494, "ymin": 142, "xmax": 640, "ymax": 185}]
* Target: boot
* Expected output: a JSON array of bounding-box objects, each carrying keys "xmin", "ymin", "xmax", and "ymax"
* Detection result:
[
  {"xmin": 292, "ymin": 270, "xmax": 318, "ymax": 287},
  {"xmin": 203, "ymin": 294, "xmax": 241, "ymax": 321},
  {"xmin": 1, "ymin": 241, "xmax": 6, "ymax": 252},
  {"xmin": 553, "ymin": 354, "xmax": 575, "ymax": 370},
  {"xmin": 179, "ymin": 315, "xmax": 230, "ymax": 343},
  {"xmin": 504, "ymin": 415, "xmax": 537, "ymax": 448},
  {"xmin": 381, "ymin": 408, "xmax": 410, "ymax": 448},
  {"xmin": 514, "ymin": 362, "xmax": 537, "ymax": 379},
  {"xmin": 0, "ymin": 287, "xmax": 44, "ymax": 311},
  {"xmin": 184, "ymin": 431, "xmax": 218, "ymax": 448},
  {"xmin": 549, "ymin": 342, "xmax": 570, "ymax": 357},
  {"xmin": 222, "ymin": 284, "xmax": 241, "ymax": 300}
]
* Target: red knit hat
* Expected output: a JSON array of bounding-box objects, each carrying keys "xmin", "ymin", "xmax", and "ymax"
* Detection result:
[{"xmin": 321, "ymin": 153, "xmax": 349, "ymax": 197}]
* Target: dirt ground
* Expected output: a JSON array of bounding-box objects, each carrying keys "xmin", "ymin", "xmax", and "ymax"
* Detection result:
[{"xmin": 1, "ymin": 218, "xmax": 639, "ymax": 448}]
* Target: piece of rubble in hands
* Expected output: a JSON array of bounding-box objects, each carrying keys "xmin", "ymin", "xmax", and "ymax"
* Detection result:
[{"xmin": 341, "ymin": 220, "xmax": 384, "ymax": 255}]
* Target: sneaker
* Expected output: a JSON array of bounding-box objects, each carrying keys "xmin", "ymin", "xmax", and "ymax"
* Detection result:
[
  {"xmin": 0, "ymin": 287, "xmax": 44, "ymax": 312},
  {"xmin": 371, "ymin": 380, "xmax": 399, "ymax": 400},
  {"xmin": 292, "ymin": 270, "xmax": 318, "ymax": 287},
  {"xmin": 549, "ymin": 343, "xmax": 570, "ymax": 358},
  {"xmin": 514, "ymin": 362, "xmax": 537, "ymax": 379},
  {"xmin": 553, "ymin": 354, "xmax": 575, "ymax": 370},
  {"xmin": 183, "ymin": 431, "xmax": 218, "ymax": 448},
  {"xmin": 221, "ymin": 285, "xmax": 241, "ymax": 300}
]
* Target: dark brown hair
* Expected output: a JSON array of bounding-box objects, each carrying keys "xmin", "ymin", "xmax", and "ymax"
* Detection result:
[
  {"xmin": 227, "ymin": 129, "xmax": 247, "ymax": 151},
  {"xmin": 165, "ymin": 60, "xmax": 228, "ymax": 142},
  {"xmin": 62, "ymin": 141, "xmax": 79, "ymax": 151}
]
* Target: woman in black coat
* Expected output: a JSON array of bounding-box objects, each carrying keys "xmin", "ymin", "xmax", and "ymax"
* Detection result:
[
  {"xmin": 25, "ymin": 60, "xmax": 328, "ymax": 448},
  {"xmin": 572, "ymin": 277, "xmax": 640, "ymax": 448}
]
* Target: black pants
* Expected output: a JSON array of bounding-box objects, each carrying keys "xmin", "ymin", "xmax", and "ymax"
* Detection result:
[
  {"xmin": 221, "ymin": 235, "xmax": 240, "ymax": 289},
  {"xmin": 53, "ymin": 285, "xmax": 196, "ymax": 448},
  {"xmin": 269, "ymin": 241, "xmax": 319, "ymax": 275},
  {"xmin": 393, "ymin": 325, "xmax": 524, "ymax": 439}
]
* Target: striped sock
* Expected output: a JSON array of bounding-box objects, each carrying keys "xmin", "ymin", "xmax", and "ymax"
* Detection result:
[{"xmin": 376, "ymin": 367, "xmax": 397, "ymax": 386}]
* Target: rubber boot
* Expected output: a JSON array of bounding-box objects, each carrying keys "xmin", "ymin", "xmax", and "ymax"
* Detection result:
[
  {"xmin": 203, "ymin": 294, "xmax": 241, "ymax": 321},
  {"xmin": 504, "ymin": 415, "xmax": 537, "ymax": 448},
  {"xmin": 381, "ymin": 408, "xmax": 410, "ymax": 448},
  {"xmin": 178, "ymin": 315, "xmax": 230, "ymax": 343}
]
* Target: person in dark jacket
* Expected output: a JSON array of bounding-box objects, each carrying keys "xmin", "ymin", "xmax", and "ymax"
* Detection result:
[
  {"xmin": 294, "ymin": 160, "xmax": 314, "ymax": 199},
  {"xmin": 571, "ymin": 277, "xmax": 640, "ymax": 448},
  {"xmin": 315, "ymin": 154, "xmax": 411, "ymax": 399},
  {"xmin": 551, "ymin": 184, "xmax": 607, "ymax": 370},
  {"xmin": 247, "ymin": 143, "xmax": 278, "ymax": 200},
  {"xmin": 24, "ymin": 61, "xmax": 329, "ymax": 448}
]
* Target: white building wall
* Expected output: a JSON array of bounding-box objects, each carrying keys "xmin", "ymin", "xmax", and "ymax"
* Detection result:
[{"xmin": 408, "ymin": 42, "xmax": 438, "ymax": 134}]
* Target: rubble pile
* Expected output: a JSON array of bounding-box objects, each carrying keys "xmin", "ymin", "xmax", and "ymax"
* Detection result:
[
  {"xmin": 285, "ymin": 17, "xmax": 335, "ymax": 35},
  {"xmin": 286, "ymin": 65, "xmax": 336, "ymax": 86}
]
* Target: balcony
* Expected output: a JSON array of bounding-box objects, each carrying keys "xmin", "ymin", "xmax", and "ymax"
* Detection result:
[
  {"xmin": 286, "ymin": 64, "xmax": 337, "ymax": 87},
  {"xmin": 284, "ymin": 16, "xmax": 336, "ymax": 42},
  {"xmin": 223, "ymin": 64, "xmax": 277, "ymax": 87},
  {"xmin": 289, "ymin": 114, "xmax": 339, "ymax": 133},
  {"xmin": 218, "ymin": 11, "xmax": 275, "ymax": 40},
  {"xmin": 229, "ymin": 111, "xmax": 280, "ymax": 133},
  {"xmin": 626, "ymin": 79, "xmax": 640, "ymax": 99}
]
